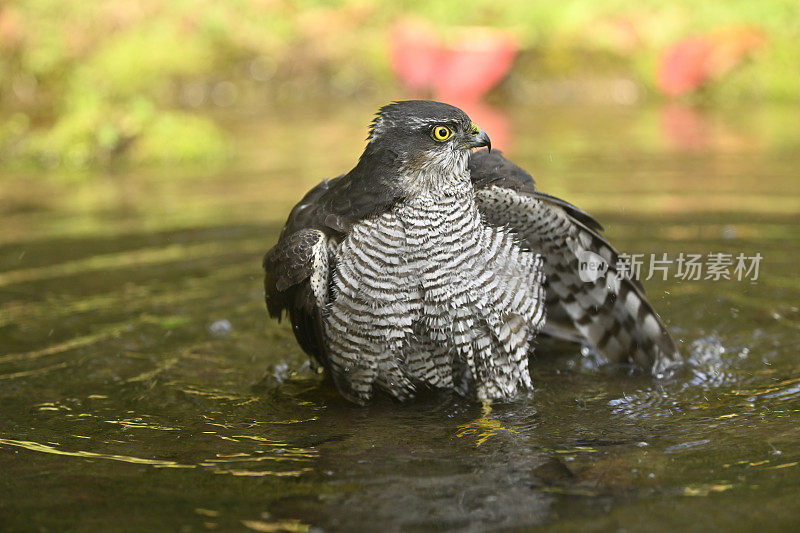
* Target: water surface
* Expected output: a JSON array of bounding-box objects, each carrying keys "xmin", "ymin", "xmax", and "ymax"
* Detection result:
[{"xmin": 1, "ymin": 101, "xmax": 799, "ymax": 531}]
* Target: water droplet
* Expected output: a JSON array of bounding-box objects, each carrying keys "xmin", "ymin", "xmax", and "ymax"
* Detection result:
[{"xmin": 208, "ymin": 319, "xmax": 232, "ymax": 338}]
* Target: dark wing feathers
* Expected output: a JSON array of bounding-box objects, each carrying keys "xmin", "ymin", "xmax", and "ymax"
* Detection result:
[
  {"xmin": 264, "ymin": 229, "xmax": 323, "ymax": 298},
  {"xmin": 318, "ymin": 145, "xmax": 406, "ymax": 228},
  {"xmin": 470, "ymin": 149, "xmax": 680, "ymax": 373},
  {"xmin": 469, "ymin": 148, "xmax": 537, "ymax": 193},
  {"xmin": 263, "ymin": 228, "xmax": 329, "ymax": 363}
]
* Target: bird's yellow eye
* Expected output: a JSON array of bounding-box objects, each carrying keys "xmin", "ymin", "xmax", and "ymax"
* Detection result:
[{"xmin": 431, "ymin": 125, "xmax": 453, "ymax": 141}]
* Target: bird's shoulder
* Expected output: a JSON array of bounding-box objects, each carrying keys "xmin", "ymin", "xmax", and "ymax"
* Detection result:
[
  {"xmin": 282, "ymin": 148, "xmax": 407, "ymax": 239},
  {"xmin": 469, "ymin": 148, "xmax": 538, "ymax": 193},
  {"xmin": 469, "ymin": 149, "xmax": 603, "ymax": 233}
]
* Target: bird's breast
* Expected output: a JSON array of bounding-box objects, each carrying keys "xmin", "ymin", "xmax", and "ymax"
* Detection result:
[
  {"xmin": 325, "ymin": 186, "xmax": 545, "ymax": 401},
  {"xmin": 332, "ymin": 186, "xmax": 539, "ymax": 307},
  {"xmin": 397, "ymin": 189, "xmax": 483, "ymax": 269}
]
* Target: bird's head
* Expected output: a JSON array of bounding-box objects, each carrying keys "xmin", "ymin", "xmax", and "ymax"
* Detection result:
[{"xmin": 363, "ymin": 100, "xmax": 491, "ymax": 191}]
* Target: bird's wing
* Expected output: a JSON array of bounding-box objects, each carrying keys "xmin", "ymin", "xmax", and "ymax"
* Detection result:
[
  {"xmin": 264, "ymin": 163, "xmax": 407, "ymax": 368},
  {"xmin": 264, "ymin": 227, "xmax": 331, "ymax": 364},
  {"xmin": 264, "ymin": 177, "xmax": 342, "ymax": 368},
  {"xmin": 470, "ymin": 149, "xmax": 680, "ymax": 373}
]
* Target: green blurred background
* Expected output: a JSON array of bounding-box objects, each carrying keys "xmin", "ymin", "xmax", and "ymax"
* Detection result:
[{"xmin": 1, "ymin": 0, "xmax": 797, "ymax": 168}]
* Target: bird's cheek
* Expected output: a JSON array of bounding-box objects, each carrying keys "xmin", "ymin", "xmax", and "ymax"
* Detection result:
[{"xmin": 403, "ymin": 152, "xmax": 429, "ymax": 172}]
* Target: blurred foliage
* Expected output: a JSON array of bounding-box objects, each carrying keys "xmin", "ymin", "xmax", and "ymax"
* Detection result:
[{"xmin": 0, "ymin": 0, "xmax": 798, "ymax": 169}]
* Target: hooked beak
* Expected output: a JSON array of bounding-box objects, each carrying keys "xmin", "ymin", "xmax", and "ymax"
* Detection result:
[{"xmin": 467, "ymin": 123, "xmax": 491, "ymax": 152}]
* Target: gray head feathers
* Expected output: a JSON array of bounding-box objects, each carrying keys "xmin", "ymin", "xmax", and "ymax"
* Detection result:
[{"xmin": 367, "ymin": 100, "xmax": 472, "ymax": 142}]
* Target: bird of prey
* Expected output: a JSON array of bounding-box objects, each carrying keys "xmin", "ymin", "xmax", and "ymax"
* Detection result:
[{"xmin": 264, "ymin": 100, "xmax": 680, "ymax": 405}]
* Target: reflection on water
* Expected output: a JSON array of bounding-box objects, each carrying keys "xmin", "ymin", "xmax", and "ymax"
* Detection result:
[{"xmin": 1, "ymin": 101, "xmax": 799, "ymax": 530}]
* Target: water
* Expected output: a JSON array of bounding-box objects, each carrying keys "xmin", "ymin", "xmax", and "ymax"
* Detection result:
[{"xmin": 1, "ymin": 101, "xmax": 799, "ymax": 531}]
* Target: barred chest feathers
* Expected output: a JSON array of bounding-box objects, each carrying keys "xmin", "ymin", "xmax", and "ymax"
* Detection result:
[{"xmin": 324, "ymin": 173, "xmax": 546, "ymax": 404}]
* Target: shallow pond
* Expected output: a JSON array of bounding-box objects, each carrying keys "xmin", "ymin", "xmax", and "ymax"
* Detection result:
[{"xmin": 1, "ymin": 101, "xmax": 799, "ymax": 531}]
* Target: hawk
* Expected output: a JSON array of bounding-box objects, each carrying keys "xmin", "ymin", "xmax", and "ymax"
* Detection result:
[{"xmin": 263, "ymin": 100, "xmax": 680, "ymax": 404}]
